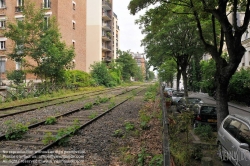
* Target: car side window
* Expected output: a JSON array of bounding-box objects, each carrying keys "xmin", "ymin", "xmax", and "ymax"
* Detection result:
[
  {"xmin": 223, "ymin": 118, "xmax": 231, "ymax": 129},
  {"xmin": 225, "ymin": 119, "xmax": 241, "ymax": 140},
  {"xmin": 238, "ymin": 124, "xmax": 250, "ymax": 145}
]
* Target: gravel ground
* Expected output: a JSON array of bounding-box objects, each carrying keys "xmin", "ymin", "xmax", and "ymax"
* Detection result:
[
  {"xmin": 0, "ymin": 88, "xmax": 135, "ymax": 136},
  {"xmin": 25, "ymin": 89, "xmax": 163, "ymax": 166}
]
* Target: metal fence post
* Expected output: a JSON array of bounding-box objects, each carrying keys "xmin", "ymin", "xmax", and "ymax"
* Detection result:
[{"xmin": 160, "ymin": 82, "xmax": 171, "ymax": 166}]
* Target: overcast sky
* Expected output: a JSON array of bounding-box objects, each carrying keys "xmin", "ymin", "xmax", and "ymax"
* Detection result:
[{"xmin": 113, "ymin": 0, "xmax": 146, "ymax": 54}]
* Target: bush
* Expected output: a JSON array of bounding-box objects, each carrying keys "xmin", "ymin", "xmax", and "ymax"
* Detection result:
[
  {"xmin": 90, "ymin": 62, "xmax": 115, "ymax": 87},
  {"xmin": 194, "ymin": 124, "xmax": 213, "ymax": 141},
  {"xmin": 7, "ymin": 70, "xmax": 25, "ymax": 85},
  {"xmin": 64, "ymin": 70, "xmax": 92, "ymax": 87},
  {"xmin": 228, "ymin": 68, "xmax": 250, "ymax": 105}
]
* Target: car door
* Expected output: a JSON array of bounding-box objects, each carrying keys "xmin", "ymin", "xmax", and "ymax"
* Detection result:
[
  {"xmin": 237, "ymin": 123, "xmax": 250, "ymax": 166},
  {"xmin": 223, "ymin": 119, "xmax": 242, "ymax": 165}
]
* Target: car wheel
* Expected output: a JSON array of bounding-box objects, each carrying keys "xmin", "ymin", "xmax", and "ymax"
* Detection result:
[{"xmin": 217, "ymin": 142, "xmax": 228, "ymax": 161}]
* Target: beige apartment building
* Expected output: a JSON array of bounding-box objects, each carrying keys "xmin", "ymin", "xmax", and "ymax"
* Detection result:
[
  {"xmin": 0, "ymin": 0, "xmax": 86, "ymax": 84},
  {"xmin": 86, "ymin": 0, "xmax": 114, "ymax": 72}
]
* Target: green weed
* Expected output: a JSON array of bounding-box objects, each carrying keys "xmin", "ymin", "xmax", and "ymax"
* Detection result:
[
  {"xmin": 5, "ymin": 120, "xmax": 29, "ymax": 140},
  {"xmin": 45, "ymin": 116, "xmax": 57, "ymax": 125}
]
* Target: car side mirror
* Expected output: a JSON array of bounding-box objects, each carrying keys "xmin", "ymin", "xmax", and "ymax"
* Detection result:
[{"xmin": 239, "ymin": 143, "xmax": 249, "ymax": 151}]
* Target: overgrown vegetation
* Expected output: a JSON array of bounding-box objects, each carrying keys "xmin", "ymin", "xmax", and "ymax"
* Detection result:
[
  {"xmin": 45, "ymin": 116, "xmax": 57, "ymax": 125},
  {"xmin": 5, "ymin": 120, "xmax": 29, "ymax": 140},
  {"xmin": 42, "ymin": 119, "xmax": 81, "ymax": 145}
]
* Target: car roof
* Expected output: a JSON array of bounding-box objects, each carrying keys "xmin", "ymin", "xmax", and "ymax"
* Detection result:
[{"xmin": 230, "ymin": 114, "xmax": 250, "ymax": 125}]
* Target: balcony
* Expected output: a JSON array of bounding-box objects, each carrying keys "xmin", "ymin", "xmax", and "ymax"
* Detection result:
[
  {"xmin": 102, "ymin": 33, "xmax": 111, "ymax": 41},
  {"xmin": 15, "ymin": 6, "xmax": 23, "ymax": 13},
  {"xmin": 102, "ymin": 12, "xmax": 112, "ymax": 21},
  {"xmin": 103, "ymin": 56, "xmax": 112, "ymax": 62},
  {"xmin": 102, "ymin": 45, "xmax": 111, "ymax": 52},
  {"xmin": 102, "ymin": 23, "xmax": 111, "ymax": 31},
  {"xmin": 102, "ymin": 1, "xmax": 111, "ymax": 11}
]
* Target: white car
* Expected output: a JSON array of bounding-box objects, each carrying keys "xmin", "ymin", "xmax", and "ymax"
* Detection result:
[{"xmin": 217, "ymin": 114, "xmax": 250, "ymax": 166}]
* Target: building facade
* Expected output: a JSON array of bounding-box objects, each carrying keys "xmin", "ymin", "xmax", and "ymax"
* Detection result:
[
  {"xmin": 86, "ymin": 0, "xmax": 114, "ymax": 72},
  {"xmin": 0, "ymin": 0, "xmax": 86, "ymax": 84},
  {"xmin": 131, "ymin": 52, "xmax": 146, "ymax": 79},
  {"xmin": 113, "ymin": 12, "xmax": 119, "ymax": 59}
]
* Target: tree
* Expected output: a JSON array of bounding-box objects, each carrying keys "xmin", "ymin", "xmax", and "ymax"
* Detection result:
[
  {"xmin": 33, "ymin": 17, "xmax": 75, "ymax": 83},
  {"xmin": 129, "ymin": 0, "xmax": 250, "ymax": 127},
  {"xmin": 4, "ymin": 0, "xmax": 75, "ymax": 83},
  {"xmin": 90, "ymin": 62, "xmax": 115, "ymax": 87},
  {"xmin": 148, "ymin": 71, "xmax": 155, "ymax": 80},
  {"xmin": 136, "ymin": 5, "xmax": 204, "ymax": 95},
  {"xmin": 116, "ymin": 50, "xmax": 139, "ymax": 81},
  {"xmin": 158, "ymin": 59, "xmax": 177, "ymax": 87},
  {"xmin": 199, "ymin": 59, "xmax": 216, "ymax": 95}
]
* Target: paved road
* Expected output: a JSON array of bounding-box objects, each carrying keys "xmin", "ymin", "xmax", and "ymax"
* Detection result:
[
  {"xmin": 190, "ymin": 92, "xmax": 250, "ymax": 116},
  {"xmin": 189, "ymin": 92, "xmax": 250, "ymax": 166}
]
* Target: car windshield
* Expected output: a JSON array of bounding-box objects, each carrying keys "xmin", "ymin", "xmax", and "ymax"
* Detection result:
[
  {"xmin": 187, "ymin": 98, "xmax": 203, "ymax": 104},
  {"xmin": 200, "ymin": 106, "xmax": 216, "ymax": 115},
  {"xmin": 172, "ymin": 93, "xmax": 184, "ymax": 97}
]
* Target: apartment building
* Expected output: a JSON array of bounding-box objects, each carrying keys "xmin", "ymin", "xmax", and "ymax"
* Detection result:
[
  {"xmin": 0, "ymin": 0, "xmax": 86, "ymax": 84},
  {"xmin": 131, "ymin": 52, "xmax": 146, "ymax": 79},
  {"xmin": 113, "ymin": 12, "xmax": 120, "ymax": 59},
  {"xmin": 86, "ymin": 0, "xmax": 113, "ymax": 72}
]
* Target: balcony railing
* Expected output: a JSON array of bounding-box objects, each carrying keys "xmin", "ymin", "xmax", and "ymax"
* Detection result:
[
  {"xmin": 102, "ymin": 23, "xmax": 111, "ymax": 30},
  {"xmin": 102, "ymin": 33, "xmax": 111, "ymax": 41},
  {"xmin": 102, "ymin": 45, "xmax": 111, "ymax": 51},
  {"xmin": 102, "ymin": 12, "xmax": 112, "ymax": 20},
  {"xmin": 102, "ymin": 1, "xmax": 111, "ymax": 10},
  {"xmin": 103, "ymin": 56, "xmax": 112, "ymax": 62}
]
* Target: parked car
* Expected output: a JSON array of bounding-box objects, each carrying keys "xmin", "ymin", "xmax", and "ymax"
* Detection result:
[
  {"xmin": 171, "ymin": 91, "xmax": 185, "ymax": 105},
  {"xmin": 164, "ymin": 87, "xmax": 174, "ymax": 97},
  {"xmin": 176, "ymin": 97, "xmax": 203, "ymax": 113},
  {"xmin": 217, "ymin": 114, "xmax": 250, "ymax": 166},
  {"xmin": 192, "ymin": 104, "xmax": 217, "ymax": 129}
]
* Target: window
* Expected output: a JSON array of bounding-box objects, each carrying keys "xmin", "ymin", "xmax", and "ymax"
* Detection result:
[
  {"xmin": 0, "ymin": 0, "xmax": 6, "ymax": 8},
  {"xmin": 225, "ymin": 119, "xmax": 241, "ymax": 139},
  {"xmin": 0, "ymin": 19, "xmax": 5, "ymax": 29},
  {"xmin": 72, "ymin": 21, "xmax": 75, "ymax": 30},
  {"xmin": 17, "ymin": 0, "xmax": 24, "ymax": 6},
  {"xmin": 44, "ymin": 16, "xmax": 50, "ymax": 28},
  {"xmin": 0, "ymin": 57, "xmax": 5, "ymax": 73},
  {"xmin": 0, "ymin": 41, "xmax": 5, "ymax": 50},
  {"xmin": 72, "ymin": 41, "xmax": 75, "ymax": 48},
  {"xmin": 43, "ymin": 0, "xmax": 51, "ymax": 8},
  {"xmin": 16, "ymin": 61, "xmax": 21, "ymax": 70},
  {"xmin": 16, "ymin": 0, "xmax": 24, "ymax": 12},
  {"xmin": 238, "ymin": 124, "xmax": 250, "ymax": 145},
  {"xmin": 242, "ymin": 63, "xmax": 245, "ymax": 66}
]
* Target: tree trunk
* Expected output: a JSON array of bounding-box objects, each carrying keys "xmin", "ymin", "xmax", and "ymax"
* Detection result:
[
  {"xmin": 181, "ymin": 70, "xmax": 188, "ymax": 97},
  {"xmin": 216, "ymin": 78, "xmax": 229, "ymax": 129},
  {"xmin": 176, "ymin": 69, "xmax": 181, "ymax": 90}
]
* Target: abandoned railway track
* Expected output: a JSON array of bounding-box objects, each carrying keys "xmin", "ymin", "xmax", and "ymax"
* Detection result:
[
  {"xmin": 0, "ymin": 85, "xmax": 147, "ymax": 166},
  {"xmin": 0, "ymin": 87, "xmax": 127, "ymax": 118}
]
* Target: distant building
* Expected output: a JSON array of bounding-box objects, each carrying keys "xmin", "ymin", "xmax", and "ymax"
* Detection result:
[{"xmin": 130, "ymin": 52, "xmax": 146, "ymax": 79}]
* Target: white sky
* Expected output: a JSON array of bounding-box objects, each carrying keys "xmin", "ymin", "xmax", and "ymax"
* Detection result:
[{"xmin": 113, "ymin": 0, "xmax": 146, "ymax": 53}]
